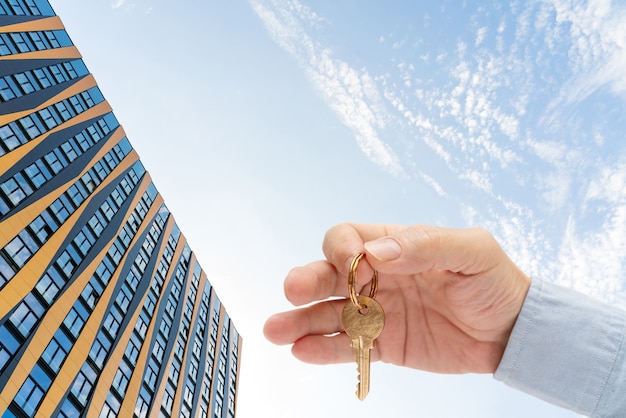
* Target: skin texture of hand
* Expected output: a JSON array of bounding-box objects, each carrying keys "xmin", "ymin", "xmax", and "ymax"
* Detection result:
[{"xmin": 263, "ymin": 223, "xmax": 532, "ymax": 374}]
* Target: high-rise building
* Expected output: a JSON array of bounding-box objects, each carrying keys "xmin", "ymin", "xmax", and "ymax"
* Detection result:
[{"xmin": 0, "ymin": 1, "xmax": 242, "ymax": 417}]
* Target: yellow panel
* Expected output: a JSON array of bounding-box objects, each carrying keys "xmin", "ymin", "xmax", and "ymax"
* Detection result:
[{"xmin": 0, "ymin": 16, "xmax": 65, "ymax": 33}]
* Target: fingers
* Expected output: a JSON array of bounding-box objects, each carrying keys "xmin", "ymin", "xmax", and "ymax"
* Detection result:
[
  {"xmin": 283, "ymin": 261, "xmax": 343, "ymax": 306},
  {"xmin": 284, "ymin": 223, "xmax": 383, "ymax": 305},
  {"xmin": 284, "ymin": 223, "xmax": 507, "ymax": 310},
  {"xmin": 263, "ymin": 299, "xmax": 380, "ymax": 365},
  {"xmin": 263, "ymin": 299, "xmax": 346, "ymax": 345},
  {"xmin": 291, "ymin": 334, "xmax": 355, "ymax": 364},
  {"xmin": 359, "ymin": 224, "xmax": 505, "ymax": 276}
]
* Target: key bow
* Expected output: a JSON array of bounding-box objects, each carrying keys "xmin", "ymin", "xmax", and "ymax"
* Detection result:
[{"xmin": 348, "ymin": 253, "xmax": 378, "ymax": 310}]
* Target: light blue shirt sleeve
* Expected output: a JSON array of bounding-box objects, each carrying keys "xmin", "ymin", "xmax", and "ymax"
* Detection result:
[{"xmin": 494, "ymin": 278, "xmax": 626, "ymax": 417}]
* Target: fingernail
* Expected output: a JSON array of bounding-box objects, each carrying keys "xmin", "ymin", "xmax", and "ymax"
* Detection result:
[{"xmin": 364, "ymin": 237, "xmax": 401, "ymax": 261}]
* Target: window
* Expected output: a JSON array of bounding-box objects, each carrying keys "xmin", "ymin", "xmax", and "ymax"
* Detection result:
[
  {"xmin": 88, "ymin": 212, "xmax": 105, "ymax": 237},
  {"xmin": 49, "ymin": 196, "xmax": 71, "ymax": 223},
  {"xmin": 103, "ymin": 308, "xmax": 123, "ymax": 337},
  {"xmin": 71, "ymin": 363, "xmax": 97, "ymax": 406},
  {"xmin": 134, "ymin": 249, "xmax": 149, "ymax": 272},
  {"xmin": 44, "ymin": 31, "xmax": 59, "ymax": 47},
  {"xmin": 99, "ymin": 392, "xmax": 120, "ymax": 418},
  {"xmin": 42, "ymin": 330, "xmax": 72, "ymax": 373},
  {"xmin": 110, "ymin": 187, "xmax": 125, "ymax": 206},
  {"xmin": 63, "ymin": 304, "xmax": 88, "ymax": 339},
  {"xmin": 0, "ymin": 325, "xmax": 20, "ymax": 371},
  {"xmin": 144, "ymin": 361, "xmax": 159, "ymax": 388},
  {"xmin": 89, "ymin": 333, "xmax": 111, "ymax": 370},
  {"xmin": 34, "ymin": 268, "xmax": 63, "ymax": 304},
  {"xmin": 4, "ymin": 232, "xmax": 36, "ymax": 267},
  {"xmin": 0, "ymin": 78, "xmax": 16, "ymax": 101},
  {"xmin": 59, "ymin": 142, "xmax": 78, "ymax": 165},
  {"xmin": 49, "ymin": 63, "xmax": 67, "ymax": 83},
  {"xmin": 55, "ymin": 100, "xmax": 73, "ymax": 121},
  {"xmin": 58, "ymin": 399, "xmax": 81, "ymax": 418},
  {"xmin": 43, "ymin": 150, "xmax": 65, "ymax": 174},
  {"xmin": 24, "ymin": 160, "xmax": 52, "ymax": 188},
  {"xmin": 9, "ymin": 293, "xmax": 44, "ymax": 336},
  {"xmin": 1, "ymin": 175, "xmax": 31, "ymax": 206},
  {"xmin": 29, "ymin": 32, "xmax": 46, "ymax": 50},
  {"xmin": 82, "ymin": 171, "xmax": 96, "ymax": 193},
  {"xmin": 81, "ymin": 280, "xmax": 102, "ymax": 310},
  {"xmin": 14, "ymin": 365, "xmax": 51, "ymax": 416},
  {"xmin": 0, "ymin": 123, "xmax": 26, "ymax": 151},
  {"xmin": 161, "ymin": 385, "xmax": 175, "ymax": 415},
  {"xmin": 152, "ymin": 340, "xmax": 165, "ymax": 362},
  {"xmin": 67, "ymin": 183, "xmax": 86, "ymax": 207},
  {"xmin": 56, "ymin": 249, "xmax": 77, "ymax": 278},
  {"xmin": 10, "ymin": 32, "xmax": 30, "ymax": 53},
  {"xmin": 107, "ymin": 242, "xmax": 123, "ymax": 264},
  {"xmin": 19, "ymin": 115, "xmax": 42, "ymax": 139},
  {"xmin": 93, "ymin": 161, "xmax": 108, "ymax": 181},
  {"xmin": 73, "ymin": 228, "xmax": 95, "ymax": 257},
  {"xmin": 135, "ymin": 389, "xmax": 151, "ymax": 418},
  {"xmin": 111, "ymin": 364, "xmax": 130, "ymax": 397},
  {"xmin": 135, "ymin": 312, "xmax": 149, "ymax": 339},
  {"xmin": 0, "ymin": 35, "xmax": 13, "ymax": 56},
  {"xmin": 94, "ymin": 261, "xmax": 113, "ymax": 285},
  {"xmin": 14, "ymin": 72, "xmax": 35, "ymax": 94},
  {"xmin": 68, "ymin": 95, "xmax": 84, "ymax": 113},
  {"xmin": 0, "ymin": 254, "xmax": 15, "ymax": 285}
]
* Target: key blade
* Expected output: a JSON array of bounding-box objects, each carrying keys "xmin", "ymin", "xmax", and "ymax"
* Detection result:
[{"xmin": 355, "ymin": 336, "xmax": 373, "ymax": 401}]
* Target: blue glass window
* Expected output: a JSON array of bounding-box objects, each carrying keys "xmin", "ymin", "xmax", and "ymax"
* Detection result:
[
  {"xmin": 34, "ymin": 268, "xmax": 63, "ymax": 304},
  {"xmin": 0, "ymin": 78, "xmax": 16, "ymax": 101},
  {"xmin": 4, "ymin": 232, "xmax": 34, "ymax": 267},
  {"xmin": 49, "ymin": 195, "xmax": 71, "ymax": 223},
  {"xmin": 88, "ymin": 333, "xmax": 111, "ymax": 370},
  {"xmin": 70, "ymin": 363, "xmax": 97, "ymax": 406},
  {"xmin": 100, "ymin": 392, "xmax": 120, "ymax": 418},
  {"xmin": 14, "ymin": 367, "xmax": 49, "ymax": 416},
  {"xmin": 0, "ymin": 325, "xmax": 20, "ymax": 370},
  {"xmin": 9, "ymin": 293, "xmax": 44, "ymax": 336},
  {"xmin": 58, "ymin": 400, "xmax": 80, "ymax": 418},
  {"xmin": 41, "ymin": 329, "xmax": 73, "ymax": 373}
]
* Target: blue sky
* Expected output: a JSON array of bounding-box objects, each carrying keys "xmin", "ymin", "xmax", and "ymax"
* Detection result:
[{"xmin": 49, "ymin": 0, "xmax": 626, "ymax": 416}]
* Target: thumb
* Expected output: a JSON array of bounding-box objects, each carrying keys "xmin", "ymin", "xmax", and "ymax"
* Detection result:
[{"xmin": 363, "ymin": 225, "xmax": 501, "ymax": 276}]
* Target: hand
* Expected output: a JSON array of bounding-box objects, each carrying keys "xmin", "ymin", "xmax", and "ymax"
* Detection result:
[{"xmin": 263, "ymin": 223, "xmax": 531, "ymax": 374}]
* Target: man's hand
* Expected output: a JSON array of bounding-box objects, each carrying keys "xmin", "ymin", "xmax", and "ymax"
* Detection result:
[{"xmin": 264, "ymin": 223, "xmax": 531, "ymax": 374}]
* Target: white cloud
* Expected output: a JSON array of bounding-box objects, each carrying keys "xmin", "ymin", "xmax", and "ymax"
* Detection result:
[
  {"xmin": 547, "ymin": 0, "xmax": 626, "ymax": 102},
  {"xmin": 475, "ymin": 26, "xmax": 488, "ymax": 46},
  {"xmin": 419, "ymin": 172, "xmax": 447, "ymax": 197},
  {"xmin": 249, "ymin": 0, "xmax": 405, "ymax": 177}
]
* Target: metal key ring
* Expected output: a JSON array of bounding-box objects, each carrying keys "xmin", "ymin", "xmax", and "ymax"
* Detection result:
[{"xmin": 348, "ymin": 253, "xmax": 378, "ymax": 310}]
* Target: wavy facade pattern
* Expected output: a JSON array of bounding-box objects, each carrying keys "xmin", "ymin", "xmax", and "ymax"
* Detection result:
[{"xmin": 0, "ymin": 1, "xmax": 241, "ymax": 417}]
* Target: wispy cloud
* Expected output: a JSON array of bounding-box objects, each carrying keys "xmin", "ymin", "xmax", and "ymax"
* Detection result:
[
  {"xmin": 548, "ymin": 0, "xmax": 626, "ymax": 104},
  {"xmin": 250, "ymin": 0, "xmax": 626, "ymax": 306},
  {"xmin": 249, "ymin": 0, "xmax": 405, "ymax": 177}
]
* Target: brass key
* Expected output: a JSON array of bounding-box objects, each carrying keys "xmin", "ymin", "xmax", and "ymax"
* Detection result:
[{"xmin": 342, "ymin": 295, "xmax": 385, "ymax": 400}]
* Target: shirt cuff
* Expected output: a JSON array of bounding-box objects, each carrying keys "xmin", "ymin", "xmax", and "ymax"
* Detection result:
[{"xmin": 494, "ymin": 278, "xmax": 626, "ymax": 416}]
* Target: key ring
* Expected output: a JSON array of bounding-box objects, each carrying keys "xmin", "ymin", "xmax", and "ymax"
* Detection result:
[{"xmin": 348, "ymin": 253, "xmax": 378, "ymax": 310}]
